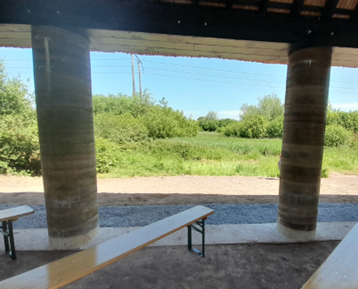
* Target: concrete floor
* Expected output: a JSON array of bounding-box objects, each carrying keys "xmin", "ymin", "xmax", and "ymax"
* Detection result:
[{"xmin": 0, "ymin": 241, "xmax": 339, "ymax": 289}]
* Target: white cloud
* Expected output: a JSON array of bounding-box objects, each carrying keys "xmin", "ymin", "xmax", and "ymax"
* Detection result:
[
  {"xmin": 217, "ymin": 110, "xmax": 241, "ymax": 120},
  {"xmin": 332, "ymin": 103, "xmax": 358, "ymax": 111}
]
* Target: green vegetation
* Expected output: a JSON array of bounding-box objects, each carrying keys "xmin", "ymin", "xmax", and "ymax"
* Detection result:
[
  {"xmin": 0, "ymin": 58, "xmax": 357, "ymax": 178},
  {"xmin": 99, "ymin": 132, "xmax": 283, "ymax": 178},
  {"xmin": 239, "ymin": 93, "xmax": 284, "ymax": 121},
  {"xmin": 0, "ymin": 60, "xmax": 40, "ymax": 175},
  {"xmin": 327, "ymin": 109, "xmax": 358, "ymax": 133},
  {"xmin": 97, "ymin": 132, "xmax": 358, "ymax": 178},
  {"xmin": 220, "ymin": 94, "xmax": 284, "ymax": 138},
  {"xmin": 324, "ymin": 125, "xmax": 353, "ymax": 147},
  {"xmin": 92, "ymin": 92, "xmax": 199, "ymax": 173},
  {"xmin": 197, "ymin": 111, "xmax": 237, "ymax": 132}
]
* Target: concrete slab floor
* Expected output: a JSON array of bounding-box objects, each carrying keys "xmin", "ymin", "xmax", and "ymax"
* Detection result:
[
  {"xmin": 1, "ymin": 222, "xmax": 354, "ymax": 288},
  {"xmin": 12, "ymin": 222, "xmax": 356, "ymax": 250},
  {"xmin": 0, "ymin": 242, "xmax": 339, "ymax": 289}
]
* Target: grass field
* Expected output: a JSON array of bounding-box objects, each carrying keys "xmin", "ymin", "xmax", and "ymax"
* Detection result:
[{"xmin": 99, "ymin": 132, "xmax": 358, "ymax": 178}]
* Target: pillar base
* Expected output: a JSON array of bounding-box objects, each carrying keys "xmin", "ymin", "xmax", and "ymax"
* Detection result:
[
  {"xmin": 49, "ymin": 225, "xmax": 99, "ymax": 250},
  {"xmin": 277, "ymin": 222, "xmax": 316, "ymax": 241}
]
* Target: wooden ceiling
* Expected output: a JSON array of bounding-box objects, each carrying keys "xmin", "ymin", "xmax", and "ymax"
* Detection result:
[
  {"xmin": 155, "ymin": 0, "xmax": 358, "ymax": 19},
  {"xmin": 0, "ymin": 0, "xmax": 358, "ymax": 66}
]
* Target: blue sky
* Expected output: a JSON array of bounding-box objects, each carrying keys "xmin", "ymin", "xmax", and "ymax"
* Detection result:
[{"xmin": 1, "ymin": 47, "xmax": 358, "ymax": 120}]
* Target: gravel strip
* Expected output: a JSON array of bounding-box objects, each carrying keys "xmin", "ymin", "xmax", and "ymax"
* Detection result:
[{"xmin": 1, "ymin": 203, "xmax": 358, "ymax": 229}]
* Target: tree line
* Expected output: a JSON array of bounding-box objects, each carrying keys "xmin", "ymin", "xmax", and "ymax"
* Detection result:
[
  {"xmin": 0, "ymin": 60, "xmax": 199, "ymax": 175},
  {"xmin": 198, "ymin": 93, "xmax": 358, "ymax": 147},
  {"xmin": 1, "ymin": 56, "xmax": 357, "ymax": 176}
]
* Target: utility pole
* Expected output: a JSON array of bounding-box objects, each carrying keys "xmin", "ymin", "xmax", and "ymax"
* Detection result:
[
  {"xmin": 138, "ymin": 61, "xmax": 142, "ymax": 98},
  {"xmin": 131, "ymin": 54, "xmax": 136, "ymax": 96},
  {"xmin": 135, "ymin": 54, "xmax": 143, "ymax": 98}
]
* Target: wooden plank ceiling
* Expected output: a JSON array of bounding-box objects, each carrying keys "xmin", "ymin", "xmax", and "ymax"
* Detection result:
[{"xmin": 0, "ymin": 0, "xmax": 358, "ymax": 66}]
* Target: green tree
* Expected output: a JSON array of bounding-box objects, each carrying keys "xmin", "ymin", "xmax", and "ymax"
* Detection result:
[
  {"xmin": 267, "ymin": 115, "xmax": 284, "ymax": 138},
  {"xmin": 0, "ymin": 59, "xmax": 40, "ymax": 174},
  {"xmin": 205, "ymin": 111, "xmax": 219, "ymax": 121},
  {"xmin": 0, "ymin": 60, "xmax": 34, "ymax": 117},
  {"xmin": 240, "ymin": 94, "xmax": 284, "ymax": 121},
  {"xmin": 239, "ymin": 115, "xmax": 268, "ymax": 138},
  {"xmin": 141, "ymin": 106, "xmax": 199, "ymax": 139}
]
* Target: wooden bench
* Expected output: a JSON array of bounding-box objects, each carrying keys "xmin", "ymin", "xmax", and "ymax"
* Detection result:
[
  {"xmin": 301, "ymin": 222, "xmax": 358, "ymax": 289},
  {"xmin": 0, "ymin": 205, "xmax": 34, "ymax": 260},
  {"xmin": 0, "ymin": 205, "xmax": 214, "ymax": 289}
]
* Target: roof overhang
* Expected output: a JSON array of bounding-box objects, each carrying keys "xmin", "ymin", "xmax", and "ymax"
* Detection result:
[{"xmin": 0, "ymin": 0, "xmax": 358, "ymax": 66}]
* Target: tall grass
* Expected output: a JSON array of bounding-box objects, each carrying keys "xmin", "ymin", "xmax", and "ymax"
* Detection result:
[
  {"xmin": 99, "ymin": 132, "xmax": 358, "ymax": 178},
  {"xmin": 101, "ymin": 132, "xmax": 282, "ymax": 178}
]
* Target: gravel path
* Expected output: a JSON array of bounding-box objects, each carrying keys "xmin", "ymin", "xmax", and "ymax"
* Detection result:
[{"xmin": 2, "ymin": 203, "xmax": 358, "ymax": 229}]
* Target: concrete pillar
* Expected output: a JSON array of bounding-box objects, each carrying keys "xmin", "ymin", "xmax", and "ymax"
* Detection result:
[
  {"xmin": 277, "ymin": 47, "xmax": 332, "ymax": 241},
  {"xmin": 31, "ymin": 26, "xmax": 99, "ymax": 249}
]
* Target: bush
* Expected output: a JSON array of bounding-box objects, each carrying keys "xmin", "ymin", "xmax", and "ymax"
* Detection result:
[
  {"xmin": 239, "ymin": 115, "xmax": 268, "ymax": 138},
  {"xmin": 327, "ymin": 111, "xmax": 358, "ymax": 133},
  {"xmin": 199, "ymin": 120, "xmax": 219, "ymax": 132},
  {"xmin": 140, "ymin": 106, "xmax": 199, "ymax": 139},
  {"xmin": 94, "ymin": 113, "xmax": 149, "ymax": 145},
  {"xmin": 218, "ymin": 118, "xmax": 238, "ymax": 128},
  {"xmin": 222, "ymin": 122, "xmax": 242, "ymax": 137},
  {"xmin": 267, "ymin": 116, "xmax": 284, "ymax": 138},
  {"xmin": 95, "ymin": 137, "xmax": 121, "ymax": 173},
  {"xmin": 324, "ymin": 125, "xmax": 353, "ymax": 147},
  {"xmin": 0, "ymin": 115, "xmax": 41, "ymax": 175},
  {"xmin": 198, "ymin": 118, "xmax": 237, "ymax": 132}
]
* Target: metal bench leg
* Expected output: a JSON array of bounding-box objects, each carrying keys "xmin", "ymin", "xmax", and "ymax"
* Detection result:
[
  {"xmin": 201, "ymin": 218, "xmax": 205, "ymax": 257},
  {"xmin": 187, "ymin": 218, "xmax": 206, "ymax": 257},
  {"xmin": 2, "ymin": 221, "xmax": 10, "ymax": 253},
  {"xmin": 8, "ymin": 221, "xmax": 16, "ymax": 260},
  {"xmin": 187, "ymin": 225, "xmax": 192, "ymax": 251}
]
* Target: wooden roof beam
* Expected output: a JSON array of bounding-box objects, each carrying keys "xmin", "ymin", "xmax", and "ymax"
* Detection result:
[
  {"xmin": 226, "ymin": 0, "xmax": 233, "ymax": 10},
  {"xmin": 1, "ymin": 0, "xmax": 358, "ymax": 48},
  {"xmin": 351, "ymin": 3, "xmax": 358, "ymax": 21},
  {"xmin": 259, "ymin": 0, "xmax": 270, "ymax": 14},
  {"xmin": 322, "ymin": 0, "xmax": 341, "ymax": 19},
  {"xmin": 291, "ymin": 0, "xmax": 305, "ymax": 17}
]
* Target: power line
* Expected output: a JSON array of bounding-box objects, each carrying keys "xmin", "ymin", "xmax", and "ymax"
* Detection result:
[
  {"xmin": 143, "ymin": 66, "xmax": 287, "ymax": 84},
  {"xmin": 4, "ymin": 63, "xmax": 358, "ymax": 86}
]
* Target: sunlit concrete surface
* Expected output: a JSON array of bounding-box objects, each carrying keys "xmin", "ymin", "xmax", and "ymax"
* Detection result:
[{"xmin": 12, "ymin": 222, "xmax": 356, "ymax": 250}]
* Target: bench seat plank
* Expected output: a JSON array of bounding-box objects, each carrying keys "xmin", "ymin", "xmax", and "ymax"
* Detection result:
[
  {"xmin": 0, "ymin": 206, "xmax": 34, "ymax": 222},
  {"xmin": 0, "ymin": 205, "xmax": 214, "ymax": 289},
  {"xmin": 301, "ymin": 222, "xmax": 358, "ymax": 289}
]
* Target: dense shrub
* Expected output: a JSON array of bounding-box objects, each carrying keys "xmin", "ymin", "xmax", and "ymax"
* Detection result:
[
  {"xmin": 324, "ymin": 125, "xmax": 353, "ymax": 147},
  {"xmin": 93, "ymin": 91, "xmax": 156, "ymax": 118},
  {"xmin": 219, "ymin": 118, "xmax": 238, "ymax": 127},
  {"xmin": 222, "ymin": 116, "xmax": 268, "ymax": 138},
  {"xmin": 95, "ymin": 137, "xmax": 121, "ymax": 173},
  {"xmin": 93, "ymin": 94, "xmax": 134, "ymax": 116},
  {"xmin": 239, "ymin": 115, "xmax": 268, "ymax": 138},
  {"xmin": 94, "ymin": 113, "xmax": 149, "ymax": 145},
  {"xmin": 140, "ymin": 106, "xmax": 199, "ymax": 139},
  {"xmin": 198, "ymin": 117, "xmax": 237, "ymax": 132},
  {"xmin": 266, "ymin": 116, "xmax": 284, "ymax": 138},
  {"xmin": 199, "ymin": 120, "xmax": 219, "ymax": 132},
  {"xmin": 222, "ymin": 122, "xmax": 242, "ymax": 137},
  {"xmin": 327, "ymin": 111, "xmax": 358, "ymax": 133},
  {"xmin": 0, "ymin": 115, "xmax": 41, "ymax": 175}
]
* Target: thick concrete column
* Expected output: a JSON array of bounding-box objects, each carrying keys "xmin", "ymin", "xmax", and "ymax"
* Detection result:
[
  {"xmin": 31, "ymin": 26, "xmax": 99, "ymax": 249},
  {"xmin": 277, "ymin": 47, "xmax": 332, "ymax": 240}
]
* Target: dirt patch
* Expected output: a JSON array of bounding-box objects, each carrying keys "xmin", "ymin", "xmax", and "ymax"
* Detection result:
[
  {"xmin": 0, "ymin": 172, "xmax": 357, "ymax": 206},
  {"xmin": 0, "ymin": 242, "xmax": 340, "ymax": 288}
]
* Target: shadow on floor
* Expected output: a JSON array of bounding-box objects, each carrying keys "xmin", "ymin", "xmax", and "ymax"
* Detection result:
[{"xmin": 0, "ymin": 241, "xmax": 339, "ymax": 289}]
